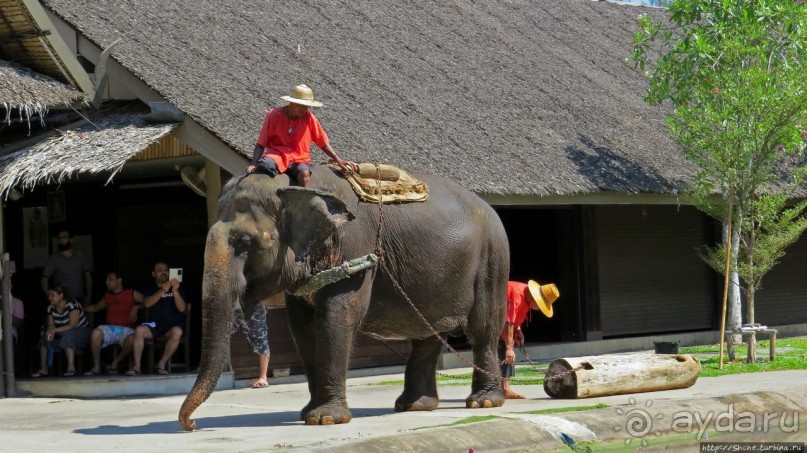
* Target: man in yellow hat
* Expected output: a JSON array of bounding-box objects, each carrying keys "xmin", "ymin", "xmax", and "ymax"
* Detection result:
[
  {"xmin": 500, "ymin": 280, "xmax": 559, "ymax": 399},
  {"xmin": 246, "ymin": 84, "xmax": 357, "ymax": 187}
]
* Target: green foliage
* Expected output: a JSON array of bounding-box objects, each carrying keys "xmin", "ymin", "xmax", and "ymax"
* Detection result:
[
  {"xmin": 632, "ymin": 0, "xmax": 807, "ymax": 314},
  {"xmin": 698, "ymin": 197, "xmax": 807, "ymax": 287}
]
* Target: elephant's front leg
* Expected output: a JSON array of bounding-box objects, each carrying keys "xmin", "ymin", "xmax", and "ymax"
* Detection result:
[
  {"xmin": 285, "ymin": 295, "xmax": 319, "ymax": 419},
  {"xmin": 395, "ymin": 336, "xmax": 443, "ymax": 412},
  {"xmin": 303, "ymin": 287, "xmax": 367, "ymax": 425}
]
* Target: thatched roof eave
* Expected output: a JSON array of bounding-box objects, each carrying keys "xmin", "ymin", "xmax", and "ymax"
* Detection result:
[
  {"xmin": 0, "ymin": 103, "xmax": 178, "ymax": 196},
  {"xmin": 1, "ymin": 59, "xmax": 88, "ymax": 125}
]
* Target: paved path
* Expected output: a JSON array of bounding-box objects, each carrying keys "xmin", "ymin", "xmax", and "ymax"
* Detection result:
[{"xmin": 3, "ymin": 366, "xmax": 806, "ymax": 451}]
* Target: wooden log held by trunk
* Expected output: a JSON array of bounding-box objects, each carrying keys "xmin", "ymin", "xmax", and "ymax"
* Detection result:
[{"xmin": 543, "ymin": 353, "xmax": 700, "ymax": 399}]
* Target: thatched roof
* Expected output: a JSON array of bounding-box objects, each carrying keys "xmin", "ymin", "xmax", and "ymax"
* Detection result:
[
  {"xmin": 41, "ymin": 0, "xmax": 694, "ymax": 196},
  {"xmin": 0, "ymin": 59, "xmax": 87, "ymax": 125},
  {"xmin": 0, "ymin": 102, "xmax": 178, "ymax": 196}
]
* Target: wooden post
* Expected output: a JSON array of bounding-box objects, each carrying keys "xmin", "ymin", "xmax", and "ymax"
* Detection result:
[
  {"xmin": 719, "ymin": 190, "xmax": 734, "ymax": 370},
  {"xmin": 1, "ymin": 255, "xmax": 17, "ymax": 397},
  {"xmin": 544, "ymin": 353, "xmax": 701, "ymax": 399}
]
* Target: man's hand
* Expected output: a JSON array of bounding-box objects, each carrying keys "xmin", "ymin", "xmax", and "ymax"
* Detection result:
[
  {"xmin": 337, "ymin": 159, "xmax": 358, "ymax": 173},
  {"xmin": 169, "ymin": 279, "xmax": 181, "ymax": 291},
  {"xmin": 505, "ymin": 347, "xmax": 516, "ymax": 365},
  {"xmin": 128, "ymin": 307, "xmax": 139, "ymax": 323},
  {"xmin": 514, "ymin": 329, "xmax": 525, "ymax": 348},
  {"xmin": 245, "ymin": 165, "xmax": 256, "ymax": 174}
]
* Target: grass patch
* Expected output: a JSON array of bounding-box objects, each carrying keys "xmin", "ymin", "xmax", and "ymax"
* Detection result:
[
  {"xmin": 409, "ymin": 415, "xmax": 498, "ymax": 430},
  {"xmin": 682, "ymin": 336, "xmax": 807, "ymax": 377},
  {"xmin": 370, "ymin": 336, "xmax": 807, "ymax": 386},
  {"xmin": 522, "ymin": 403, "xmax": 608, "ymax": 415}
]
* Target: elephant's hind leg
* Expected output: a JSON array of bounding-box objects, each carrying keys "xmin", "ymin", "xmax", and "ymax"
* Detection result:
[
  {"xmin": 394, "ymin": 337, "xmax": 443, "ymax": 412},
  {"xmin": 464, "ymin": 339, "xmax": 505, "ymax": 408}
]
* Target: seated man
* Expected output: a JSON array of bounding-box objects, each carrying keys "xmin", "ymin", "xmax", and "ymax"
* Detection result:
[
  {"xmin": 127, "ymin": 262, "xmax": 187, "ymax": 375},
  {"xmin": 83, "ymin": 271, "xmax": 144, "ymax": 375},
  {"xmin": 245, "ymin": 84, "xmax": 357, "ymax": 187}
]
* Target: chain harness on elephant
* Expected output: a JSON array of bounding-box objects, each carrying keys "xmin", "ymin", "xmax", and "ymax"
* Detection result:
[
  {"xmin": 361, "ymin": 165, "xmax": 576, "ymax": 384},
  {"xmin": 289, "ymin": 164, "xmax": 574, "ymax": 384}
]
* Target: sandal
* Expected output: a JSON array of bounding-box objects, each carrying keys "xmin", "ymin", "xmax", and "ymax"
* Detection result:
[
  {"xmin": 63, "ymin": 371, "xmax": 76, "ymax": 377},
  {"xmin": 31, "ymin": 371, "xmax": 49, "ymax": 378},
  {"xmin": 83, "ymin": 369, "xmax": 100, "ymax": 376},
  {"xmin": 156, "ymin": 368, "xmax": 169, "ymax": 375},
  {"xmin": 125, "ymin": 369, "xmax": 141, "ymax": 376}
]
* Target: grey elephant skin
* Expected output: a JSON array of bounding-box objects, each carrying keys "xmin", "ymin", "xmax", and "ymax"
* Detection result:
[{"xmin": 179, "ymin": 165, "xmax": 510, "ymax": 430}]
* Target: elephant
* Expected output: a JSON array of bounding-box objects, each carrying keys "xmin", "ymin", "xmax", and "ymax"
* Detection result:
[{"xmin": 179, "ymin": 164, "xmax": 510, "ymax": 431}]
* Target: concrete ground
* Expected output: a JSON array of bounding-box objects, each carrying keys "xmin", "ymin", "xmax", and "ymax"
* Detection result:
[{"xmin": 2, "ymin": 361, "xmax": 806, "ymax": 452}]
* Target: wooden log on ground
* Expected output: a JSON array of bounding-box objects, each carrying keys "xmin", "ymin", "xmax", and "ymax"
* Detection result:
[{"xmin": 544, "ymin": 353, "xmax": 700, "ymax": 399}]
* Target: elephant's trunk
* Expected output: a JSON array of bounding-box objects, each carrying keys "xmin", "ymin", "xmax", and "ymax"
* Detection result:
[{"xmin": 179, "ymin": 223, "xmax": 242, "ymax": 431}]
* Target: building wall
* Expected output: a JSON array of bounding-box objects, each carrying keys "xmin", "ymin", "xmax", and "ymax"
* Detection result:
[
  {"xmin": 597, "ymin": 205, "xmax": 716, "ymax": 337},
  {"xmin": 753, "ymin": 233, "xmax": 807, "ymax": 325}
]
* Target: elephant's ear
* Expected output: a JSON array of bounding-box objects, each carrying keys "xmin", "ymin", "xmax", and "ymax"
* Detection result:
[{"xmin": 278, "ymin": 187, "xmax": 355, "ymax": 260}]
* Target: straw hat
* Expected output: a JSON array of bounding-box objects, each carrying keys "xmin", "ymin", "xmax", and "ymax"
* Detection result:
[
  {"xmin": 281, "ymin": 84, "xmax": 323, "ymax": 107},
  {"xmin": 527, "ymin": 280, "xmax": 560, "ymax": 318}
]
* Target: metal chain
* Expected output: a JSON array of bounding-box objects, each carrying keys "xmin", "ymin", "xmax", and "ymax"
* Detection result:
[
  {"xmin": 368, "ymin": 165, "xmax": 586, "ymax": 386},
  {"xmin": 370, "ymin": 166, "xmax": 502, "ymax": 382},
  {"xmin": 543, "ymin": 365, "xmax": 587, "ymax": 383}
]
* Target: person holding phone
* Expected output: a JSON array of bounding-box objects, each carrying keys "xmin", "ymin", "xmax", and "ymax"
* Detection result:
[{"xmin": 126, "ymin": 262, "xmax": 187, "ymax": 376}]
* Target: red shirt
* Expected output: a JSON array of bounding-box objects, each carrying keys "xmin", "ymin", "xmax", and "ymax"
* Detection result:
[
  {"xmin": 103, "ymin": 289, "xmax": 137, "ymax": 328},
  {"xmin": 500, "ymin": 281, "xmax": 532, "ymax": 341},
  {"xmin": 256, "ymin": 107, "xmax": 330, "ymax": 173}
]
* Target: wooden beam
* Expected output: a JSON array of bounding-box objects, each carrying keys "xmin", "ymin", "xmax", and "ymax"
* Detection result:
[
  {"xmin": 77, "ymin": 35, "xmax": 248, "ymax": 174},
  {"xmin": 20, "ymin": 0, "xmax": 94, "ymax": 94},
  {"xmin": 0, "ymin": 30, "xmax": 50, "ymax": 44}
]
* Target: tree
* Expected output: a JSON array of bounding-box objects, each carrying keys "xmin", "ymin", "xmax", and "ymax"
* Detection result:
[{"xmin": 632, "ymin": 0, "xmax": 807, "ymax": 362}]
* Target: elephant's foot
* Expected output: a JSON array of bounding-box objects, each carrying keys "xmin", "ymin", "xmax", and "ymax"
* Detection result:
[
  {"xmin": 301, "ymin": 402, "xmax": 352, "ymax": 425},
  {"xmin": 466, "ymin": 388, "xmax": 505, "ymax": 409},
  {"xmin": 394, "ymin": 394, "xmax": 439, "ymax": 412}
]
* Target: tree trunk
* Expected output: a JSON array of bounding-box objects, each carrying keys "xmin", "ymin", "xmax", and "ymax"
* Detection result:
[
  {"xmin": 746, "ymin": 228, "xmax": 757, "ymax": 363},
  {"xmin": 544, "ymin": 354, "xmax": 701, "ymax": 399},
  {"xmin": 726, "ymin": 219, "xmax": 743, "ymax": 362},
  {"xmin": 746, "ymin": 285, "xmax": 757, "ymax": 363}
]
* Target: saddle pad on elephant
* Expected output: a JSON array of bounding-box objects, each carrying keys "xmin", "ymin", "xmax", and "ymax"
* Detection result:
[{"xmin": 329, "ymin": 162, "xmax": 429, "ymax": 203}]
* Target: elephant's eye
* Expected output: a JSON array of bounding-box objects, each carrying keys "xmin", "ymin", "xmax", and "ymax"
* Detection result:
[{"xmin": 231, "ymin": 233, "xmax": 252, "ymax": 257}]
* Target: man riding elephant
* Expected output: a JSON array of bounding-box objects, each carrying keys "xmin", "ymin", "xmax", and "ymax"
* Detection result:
[{"xmin": 246, "ymin": 84, "xmax": 357, "ymax": 187}]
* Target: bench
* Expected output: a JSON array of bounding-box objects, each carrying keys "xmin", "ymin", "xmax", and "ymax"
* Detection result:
[{"xmin": 724, "ymin": 326, "xmax": 777, "ymax": 361}]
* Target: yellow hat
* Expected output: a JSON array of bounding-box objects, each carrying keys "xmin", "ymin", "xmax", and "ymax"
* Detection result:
[
  {"xmin": 281, "ymin": 84, "xmax": 324, "ymax": 107},
  {"xmin": 528, "ymin": 280, "xmax": 560, "ymax": 318}
]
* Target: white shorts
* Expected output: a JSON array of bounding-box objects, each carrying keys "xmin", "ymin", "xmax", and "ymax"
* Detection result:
[{"xmin": 98, "ymin": 325, "xmax": 135, "ymax": 348}]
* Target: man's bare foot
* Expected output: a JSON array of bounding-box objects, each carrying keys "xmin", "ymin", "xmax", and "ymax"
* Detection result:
[
  {"xmin": 252, "ymin": 377, "xmax": 269, "ymax": 388},
  {"xmin": 504, "ymin": 390, "xmax": 526, "ymax": 399}
]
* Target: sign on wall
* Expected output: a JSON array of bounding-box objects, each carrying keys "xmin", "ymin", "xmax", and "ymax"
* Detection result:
[{"xmin": 22, "ymin": 207, "xmax": 49, "ymax": 269}]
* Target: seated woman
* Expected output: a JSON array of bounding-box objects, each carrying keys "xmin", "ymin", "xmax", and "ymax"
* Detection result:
[{"xmin": 32, "ymin": 284, "xmax": 92, "ymax": 377}]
